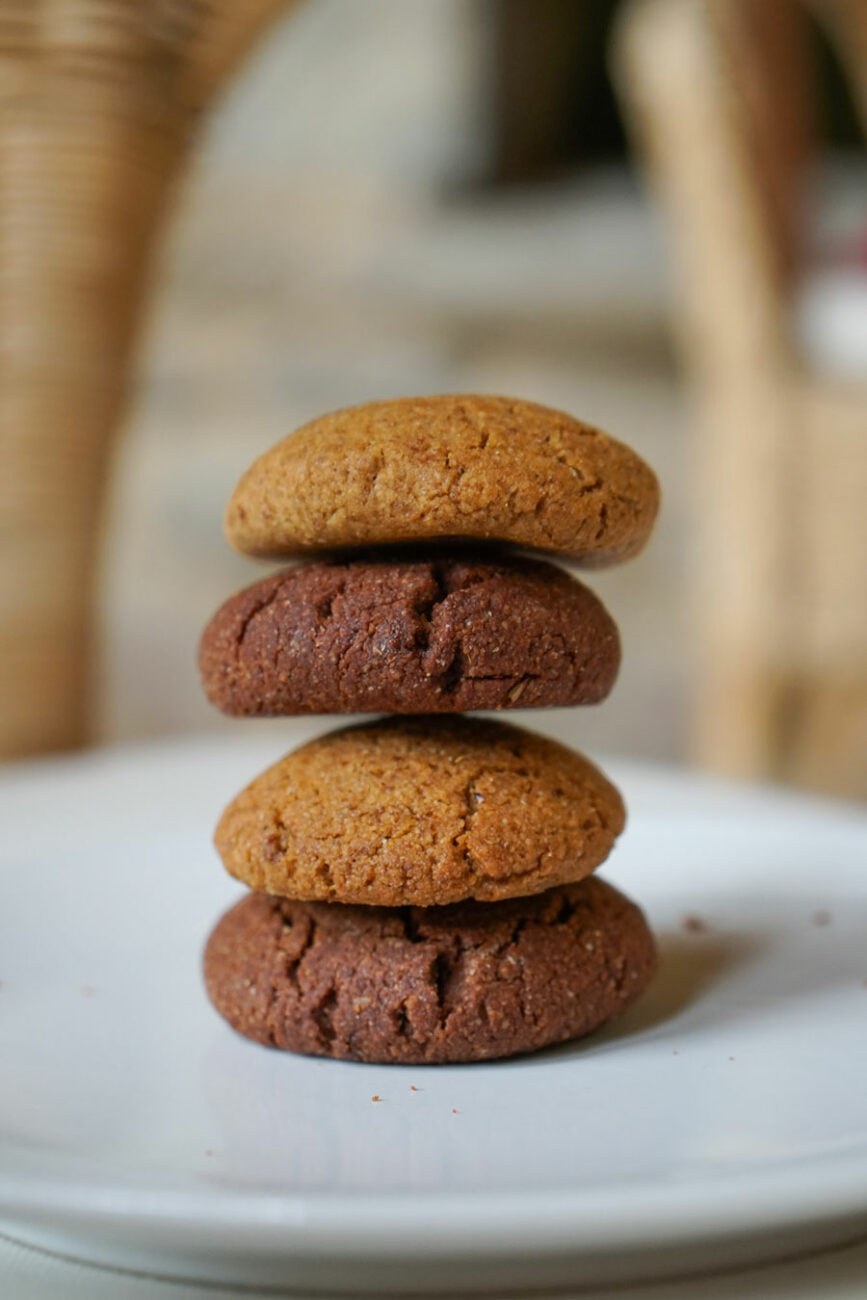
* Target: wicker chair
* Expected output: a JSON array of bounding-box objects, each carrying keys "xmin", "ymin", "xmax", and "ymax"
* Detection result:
[
  {"xmin": 614, "ymin": 0, "xmax": 867, "ymax": 798},
  {"xmin": 0, "ymin": 0, "xmax": 295, "ymax": 757}
]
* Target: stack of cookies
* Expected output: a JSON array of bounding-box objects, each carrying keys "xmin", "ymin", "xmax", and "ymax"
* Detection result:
[{"xmin": 200, "ymin": 395, "xmax": 659, "ymax": 1065}]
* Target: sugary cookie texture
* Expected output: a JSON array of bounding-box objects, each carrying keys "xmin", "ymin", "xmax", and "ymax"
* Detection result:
[
  {"xmin": 203, "ymin": 877, "xmax": 656, "ymax": 1064},
  {"xmin": 224, "ymin": 395, "xmax": 659, "ymax": 564},
  {"xmin": 199, "ymin": 554, "xmax": 620, "ymax": 716},
  {"xmin": 214, "ymin": 715, "xmax": 625, "ymax": 908}
]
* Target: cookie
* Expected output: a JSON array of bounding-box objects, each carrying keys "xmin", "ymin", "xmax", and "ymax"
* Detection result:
[
  {"xmin": 214, "ymin": 716, "xmax": 625, "ymax": 908},
  {"xmin": 203, "ymin": 877, "xmax": 656, "ymax": 1064},
  {"xmin": 199, "ymin": 554, "xmax": 620, "ymax": 717},
  {"xmin": 224, "ymin": 395, "xmax": 659, "ymax": 564}
]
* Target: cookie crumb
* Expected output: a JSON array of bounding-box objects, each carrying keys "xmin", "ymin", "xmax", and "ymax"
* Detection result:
[
  {"xmin": 682, "ymin": 915, "xmax": 707, "ymax": 934},
  {"xmin": 812, "ymin": 910, "xmax": 832, "ymax": 927},
  {"xmin": 371, "ymin": 1095, "xmax": 381, "ymax": 1102},
  {"xmin": 452, "ymin": 1109, "xmax": 458, "ymax": 1114},
  {"xmin": 507, "ymin": 680, "xmax": 528, "ymax": 705},
  {"xmin": 410, "ymin": 1085, "xmax": 419, "ymax": 1092}
]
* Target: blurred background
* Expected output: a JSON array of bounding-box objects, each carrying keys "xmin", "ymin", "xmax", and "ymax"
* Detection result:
[{"xmin": 2, "ymin": 0, "xmax": 865, "ymax": 796}]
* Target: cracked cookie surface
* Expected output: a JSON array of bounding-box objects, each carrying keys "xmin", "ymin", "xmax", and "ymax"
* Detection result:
[
  {"xmin": 203, "ymin": 877, "xmax": 656, "ymax": 1063},
  {"xmin": 214, "ymin": 716, "xmax": 625, "ymax": 907},
  {"xmin": 224, "ymin": 394, "xmax": 659, "ymax": 564},
  {"xmin": 199, "ymin": 554, "xmax": 620, "ymax": 716}
]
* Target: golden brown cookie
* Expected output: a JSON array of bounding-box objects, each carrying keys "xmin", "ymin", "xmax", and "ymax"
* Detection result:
[
  {"xmin": 224, "ymin": 395, "xmax": 659, "ymax": 565},
  {"xmin": 214, "ymin": 716, "xmax": 625, "ymax": 908},
  {"xmin": 198, "ymin": 554, "xmax": 620, "ymax": 716},
  {"xmin": 203, "ymin": 878, "xmax": 656, "ymax": 1064}
]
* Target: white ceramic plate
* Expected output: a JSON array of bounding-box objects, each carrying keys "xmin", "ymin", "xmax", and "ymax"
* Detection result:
[{"xmin": 1, "ymin": 732, "xmax": 866, "ymax": 1294}]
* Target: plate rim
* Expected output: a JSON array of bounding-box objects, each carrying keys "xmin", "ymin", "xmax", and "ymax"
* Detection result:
[{"xmin": 2, "ymin": 1151, "xmax": 867, "ymax": 1258}]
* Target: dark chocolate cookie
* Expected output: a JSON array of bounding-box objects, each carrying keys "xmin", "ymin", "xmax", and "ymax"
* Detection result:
[
  {"xmin": 199, "ymin": 555, "xmax": 620, "ymax": 716},
  {"xmin": 203, "ymin": 877, "xmax": 656, "ymax": 1064}
]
